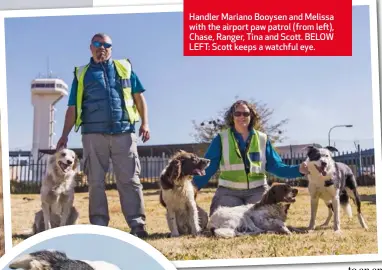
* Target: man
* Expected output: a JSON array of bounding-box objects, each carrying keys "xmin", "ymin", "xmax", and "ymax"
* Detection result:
[{"xmin": 56, "ymin": 33, "xmax": 150, "ymax": 238}]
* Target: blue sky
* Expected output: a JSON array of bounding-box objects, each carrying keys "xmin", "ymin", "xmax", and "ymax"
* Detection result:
[
  {"xmin": 3, "ymin": 233, "xmax": 167, "ymax": 270},
  {"xmin": 4, "ymin": 5, "xmax": 375, "ymax": 152}
]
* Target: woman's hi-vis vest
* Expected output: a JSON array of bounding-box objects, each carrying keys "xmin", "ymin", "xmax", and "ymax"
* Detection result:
[
  {"xmin": 73, "ymin": 59, "xmax": 140, "ymax": 132},
  {"xmin": 218, "ymin": 128, "xmax": 268, "ymax": 190}
]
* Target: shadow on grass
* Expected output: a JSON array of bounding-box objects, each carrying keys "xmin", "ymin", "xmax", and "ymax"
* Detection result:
[
  {"xmin": 13, "ymin": 233, "xmax": 33, "ymax": 240},
  {"xmin": 144, "ymin": 232, "xmax": 171, "ymax": 240},
  {"xmin": 142, "ymin": 229, "xmax": 216, "ymax": 240}
]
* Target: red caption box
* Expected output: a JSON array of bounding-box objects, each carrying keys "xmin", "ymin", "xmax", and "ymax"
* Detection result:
[{"xmin": 183, "ymin": 0, "xmax": 352, "ymax": 56}]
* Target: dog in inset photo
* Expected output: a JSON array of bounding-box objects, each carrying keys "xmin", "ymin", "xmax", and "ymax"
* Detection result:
[
  {"xmin": 208, "ymin": 183, "xmax": 304, "ymax": 238},
  {"xmin": 34, "ymin": 148, "xmax": 79, "ymax": 233},
  {"xmin": 304, "ymin": 145, "xmax": 368, "ymax": 233},
  {"xmin": 159, "ymin": 150, "xmax": 210, "ymax": 237},
  {"xmin": 9, "ymin": 249, "xmax": 121, "ymax": 270}
]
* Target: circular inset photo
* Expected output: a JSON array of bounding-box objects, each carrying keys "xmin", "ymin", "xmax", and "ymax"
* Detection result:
[{"xmin": 0, "ymin": 225, "xmax": 177, "ymax": 270}]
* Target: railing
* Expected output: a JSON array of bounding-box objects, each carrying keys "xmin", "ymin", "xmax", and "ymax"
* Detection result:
[{"xmin": 8, "ymin": 149, "xmax": 375, "ymax": 194}]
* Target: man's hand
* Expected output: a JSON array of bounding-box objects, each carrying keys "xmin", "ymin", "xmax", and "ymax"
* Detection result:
[
  {"xmin": 56, "ymin": 136, "xmax": 68, "ymax": 151},
  {"xmin": 139, "ymin": 124, "xmax": 150, "ymax": 143},
  {"xmin": 133, "ymin": 92, "xmax": 150, "ymax": 143},
  {"xmin": 56, "ymin": 106, "xmax": 76, "ymax": 151},
  {"xmin": 299, "ymin": 162, "xmax": 309, "ymax": 175}
]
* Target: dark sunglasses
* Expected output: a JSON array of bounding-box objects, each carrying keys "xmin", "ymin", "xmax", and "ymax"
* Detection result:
[
  {"xmin": 92, "ymin": 41, "xmax": 112, "ymax": 49},
  {"xmin": 233, "ymin": 111, "xmax": 250, "ymax": 117}
]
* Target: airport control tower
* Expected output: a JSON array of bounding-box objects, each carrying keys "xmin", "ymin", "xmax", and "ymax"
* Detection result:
[{"xmin": 30, "ymin": 72, "xmax": 68, "ymax": 162}]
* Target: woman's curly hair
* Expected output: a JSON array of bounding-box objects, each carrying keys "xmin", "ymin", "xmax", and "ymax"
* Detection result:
[{"xmin": 223, "ymin": 100, "xmax": 260, "ymax": 130}]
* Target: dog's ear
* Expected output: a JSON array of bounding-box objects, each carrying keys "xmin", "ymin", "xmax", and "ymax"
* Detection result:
[
  {"xmin": 260, "ymin": 187, "xmax": 277, "ymax": 205},
  {"xmin": 55, "ymin": 145, "xmax": 65, "ymax": 152},
  {"xmin": 302, "ymin": 145, "xmax": 316, "ymax": 154},
  {"xmin": 160, "ymin": 159, "xmax": 182, "ymax": 189},
  {"xmin": 49, "ymin": 153, "xmax": 57, "ymax": 166},
  {"xmin": 303, "ymin": 143, "xmax": 322, "ymax": 152},
  {"xmin": 9, "ymin": 254, "xmax": 37, "ymax": 269},
  {"xmin": 167, "ymin": 159, "xmax": 182, "ymax": 179},
  {"xmin": 73, "ymin": 154, "xmax": 79, "ymax": 171},
  {"xmin": 325, "ymin": 146, "xmax": 338, "ymax": 152},
  {"xmin": 175, "ymin": 149, "xmax": 186, "ymax": 155}
]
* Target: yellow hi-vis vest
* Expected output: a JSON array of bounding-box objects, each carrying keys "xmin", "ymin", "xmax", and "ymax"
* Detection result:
[
  {"xmin": 73, "ymin": 59, "xmax": 140, "ymax": 132},
  {"xmin": 218, "ymin": 128, "xmax": 268, "ymax": 189}
]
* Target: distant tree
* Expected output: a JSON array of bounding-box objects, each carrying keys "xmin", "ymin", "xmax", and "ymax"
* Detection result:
[{"xmin": 191, "ymin": 97, "xmax": 289, "ymax": 144}]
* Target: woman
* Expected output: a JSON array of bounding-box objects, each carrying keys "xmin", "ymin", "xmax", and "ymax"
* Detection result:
[{"xmin": 193, "ymin": 100, "xmax": 309, "ymax": 215}]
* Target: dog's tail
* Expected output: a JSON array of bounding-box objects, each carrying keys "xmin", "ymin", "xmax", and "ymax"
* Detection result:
[
  {"xmin": 211, "ymin": 228, "xmax": 236, "ymax": 238},
  {"xmin": 340, "ymin": 190, "xmax": 353, "ymax": 218}
]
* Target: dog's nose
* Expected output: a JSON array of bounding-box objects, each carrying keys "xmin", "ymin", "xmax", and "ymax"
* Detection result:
[
  {"xmin": 67, "ymin": 160, "xmax": 72, "ymax": 165},
  {"xmin": 321, "ymin": 161, "xmax": 327, "ymax": 167}
]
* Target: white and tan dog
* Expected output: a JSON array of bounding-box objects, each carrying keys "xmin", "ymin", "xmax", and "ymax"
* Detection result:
[
  {"xmin": 33, "ymin": 148, "xmax": 79, "ymax": 234},
  {"xmin": 304, "ymin": 145, "xmax": 368, "ymax": 233}
]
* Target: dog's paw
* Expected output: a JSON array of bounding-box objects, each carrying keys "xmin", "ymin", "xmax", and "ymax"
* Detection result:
[
  {"xmin": 191, "ymin": 232, "xmax": 200, "ymax": 237},
  {"xmin": 191, "ymin": 225, "xmax": 202, "ymax": 236},
  {"xmin": 192, "ymin": 230, "xmax": 204, "ymax": 237}
]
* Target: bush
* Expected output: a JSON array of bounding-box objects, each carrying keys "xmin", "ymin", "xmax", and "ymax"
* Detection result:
[{"xmin": 10, "ymin": 180, "xmax": 40, "ymax": 194}]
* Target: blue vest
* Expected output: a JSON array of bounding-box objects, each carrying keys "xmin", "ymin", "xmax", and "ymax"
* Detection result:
[{"xmin": 80, "ymin": 58, "xmax": 135, "ymax": 134}]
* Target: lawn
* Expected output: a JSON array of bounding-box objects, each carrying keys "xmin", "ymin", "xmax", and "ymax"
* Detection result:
[{"xmin": 11, "ymin": 186, "xmax": 378, "ymax": 260}]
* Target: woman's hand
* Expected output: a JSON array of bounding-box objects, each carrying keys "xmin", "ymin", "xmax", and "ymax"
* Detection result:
[{"xmin": 299, "ymin": 162, "xmax": 309, "ymax": 175}]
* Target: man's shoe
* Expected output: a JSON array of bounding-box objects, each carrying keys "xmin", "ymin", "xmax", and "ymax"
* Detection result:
[{"xmin": 131, "ymin": 225, "xmax": 149, "ymax": 238}]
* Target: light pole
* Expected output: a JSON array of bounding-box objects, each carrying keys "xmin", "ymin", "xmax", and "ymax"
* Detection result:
[{"xmin": 328, "ymin": 124, "xmax": 353, "ymax": 146}]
